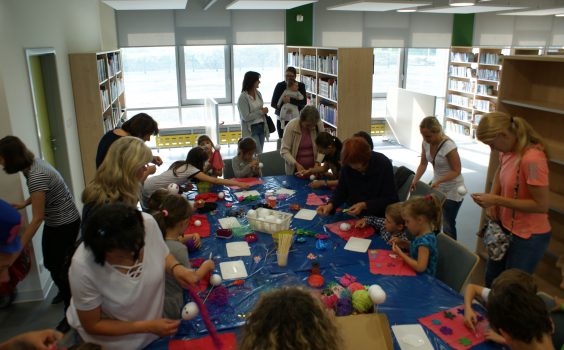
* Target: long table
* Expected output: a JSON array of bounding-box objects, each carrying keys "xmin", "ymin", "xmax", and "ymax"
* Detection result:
[{"xmin": 146, "ymin": 175, "xmax": 501, "ymax": 350}]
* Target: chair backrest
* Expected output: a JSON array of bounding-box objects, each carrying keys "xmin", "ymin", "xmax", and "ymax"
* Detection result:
[
  {"xmin": 260, "ymin": 150, "xmax": 286, "ymax": 177},
  {"xmin": 223, "ymin": 158, "xmax": 235, "ymax": 179},
  {"xmin": 436, "ymin": 232, "xmax": 479, "ymax": 293},
  {"xmin": 397, "ymin": 174, "xmax": 414, "ymax": 201},
  {"xmin": 411, "ymin": 181, "xmax": 446, "ymax": 204}
]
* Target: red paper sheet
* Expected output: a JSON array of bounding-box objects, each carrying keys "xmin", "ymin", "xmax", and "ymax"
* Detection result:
[
  {"xmin": 169, "ymin": 333, "xmax": 237, "ymax": 350},
  {"xmin": 324, "ymin": 220, "xmax": 375, "ymax": 241},
  {"xmin": 306, "ymin": 193, "xmax": 330, "ymax": 206},
  {"xmin": 195, "ymin": 193, "xmax": 219, "ymax": 203},
  {"xmin": 418, "ymin": 305, "xmax": 490, "ymax": 350},
  {"xmin": 368, "ymin": 249, "xmax": 416, "ymax": 276},
  {"xmin": 228, "ymin": 177, "xmax": 264, "ymax": 189},
  {"xmin": 184, "ymin": 214, "xmax": 211, "ymax": 238}
]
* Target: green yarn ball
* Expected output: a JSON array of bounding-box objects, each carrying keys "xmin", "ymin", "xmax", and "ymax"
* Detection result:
[{"xmin": 352, "ymin": 290, "xmax": 373, "ymax": 313}]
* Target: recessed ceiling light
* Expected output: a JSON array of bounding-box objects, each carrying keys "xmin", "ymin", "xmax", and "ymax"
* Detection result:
[
  {"xmin": 327, "ymin": 1, "xmax": 430, "ymax": 12},
  {"xmin": 449, "ymin": 0, "xmax": 475, "ymax": 6},
  {"xmin": 556, "ymin": 13, "xmax": 564, "ymax": 17},
  {"xmin": 397, "ymin": 7, "xmax": 417, "ymax": 12}
]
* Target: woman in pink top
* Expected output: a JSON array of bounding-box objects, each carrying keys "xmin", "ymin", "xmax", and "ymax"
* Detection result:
[{"xmin": 473, "ymin": 112, "xmax": 551, "ymax": 287}]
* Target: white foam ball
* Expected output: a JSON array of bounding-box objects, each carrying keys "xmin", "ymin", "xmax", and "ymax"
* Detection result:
[
  {"xmin": 218, "ymin": 191, "xmax": 225, "ymax": 199},
  {"xmin": 457, "ymin": 185, "xmax": 468, "ymax": 196},
  {"xmin": 282, "ymin": 180, "xmax": 288, "ymax": 186},
  {"xmin": 167, "ymin": 183, "xmax": 179, "ymax": 195},
  {"xmin": 259, "ymin": 162, "xmax": 264, "ymax": 168},
  {"xmin": 310, "ymin": 175, "xmax": 316, "ymax": 181},
  {"xmin": 194, "ymin": 220, "xmax": 202, "ymax": 227},
  {"xmin": 214, "ymin": 144, "xmax": 221, "ymax": 151},
  {"xmin": 210, "ymin": 274, "xmax": 222, "ymax": 286},
  {"xmin": 247, "ymin": 209, "xmax": 257, "ymax": 218},
  {"xmin": 339, "ymin": 223, "xmax": 351, "ymax": 231},
  {"xmin": 368, "ymin": 285, "xmax": 386, "ymax": 304},
  {"xmin": 182, "ymin": 302, "xmax": 199, "ymax": 320}
]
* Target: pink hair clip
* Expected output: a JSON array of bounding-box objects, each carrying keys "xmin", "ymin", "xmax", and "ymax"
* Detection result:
[{"xmin": 162, "ymin": 209, "xmax": 169, "ymax": 217}]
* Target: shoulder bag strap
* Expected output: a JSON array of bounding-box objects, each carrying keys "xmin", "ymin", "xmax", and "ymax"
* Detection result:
[{"xmin": 431, "ymin": 138, "xmax": 449, "ymax": 166}]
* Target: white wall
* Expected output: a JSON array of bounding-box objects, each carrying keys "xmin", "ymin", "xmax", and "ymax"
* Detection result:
[{"xmin": 0, "ymin": 0, "xmax": 114, "ymax": 301}]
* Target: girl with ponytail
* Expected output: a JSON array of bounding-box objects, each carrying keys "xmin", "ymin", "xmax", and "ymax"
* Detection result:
[{"xmin": 298, "ymin": 132, "xmax": 343, "ymax": 189}]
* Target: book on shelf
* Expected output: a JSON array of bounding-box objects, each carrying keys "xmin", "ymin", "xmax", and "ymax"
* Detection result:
[
  {"xmin": 477, "ymin": 84, "xmax": 495, "ymax": 96},
  {"xmin": 97, "ymin": 58, "xmax": 107, "ymax": 82},
  {"xmin": 477, "ymin": 68, "xmax": 499, "ymax": 81},
  {"xmin": 298, "ymin": 74, "xmax": 316, "ymax": 93},
  {"xmin": 448, "ymin": 94, "xmax": 472, "ymax": 108},
  {"xmin": 99, "ymin": 87, "xmax": 110, "ymax": 111},
  {"xmin": 318, "ymin": 78, "xmax": 337, "ymax": 101},
  {"xmin": 318, "ymin": 103, "xmax": 337, "ymax": 126},
  {"xmin": 446, "ymin": 108, "xmax": 472, "ymax": 123},
  {"xmin": 474, "ymin": 99, "xmax": 496, "ymax": 112},
  {"xmin": 287, "ymin": 52, "xmax": 299, "ymax": 67},
  {"xmin": 450, "ymin": 51, "xmax": 476, "ymax": 63},
  {"xmin": 448, "ymin": 79, "xmax": 473, "ymax": 93},
  {"xmin": 107, "ymin": 52, "xmax": 121, "ymax": 76},
  {"xmin": 445, "ymin": 120, "xmax": 471, "ymax": 136},
  {"xmin": 449, "ymin": 66, "xmax": 475, "ymax": 78},
  {"xmin": 474, "ymin": 114, "xmax": 483, "ymax": 125},
  {"xmin": 479, "ymin": 52, "xmax": 500, "ymax": 65},
  {"xmin": 317, "ymin": 55, "xmax": 338, "ymax": 75},
  {"xmin": 302, "ymin": 55, "xmax": 316, "ymax": 71}
]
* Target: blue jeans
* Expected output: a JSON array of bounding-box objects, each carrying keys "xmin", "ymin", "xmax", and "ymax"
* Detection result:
[
  {"xmin": 251, "ymin": 122, "xmax": 265, "ymax": 153},
  {"xmin": 442, "ymin": 199, "xmax": 463, "ymax": 240},
  {"xmin": 485, "ymin": 231, "xmax": 551, "ymax": 287}
]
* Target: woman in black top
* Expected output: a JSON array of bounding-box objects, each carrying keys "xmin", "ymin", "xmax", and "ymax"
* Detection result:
[{"xmin": 299, "ymin": 132, "xmax": 342, "ymax": 189}]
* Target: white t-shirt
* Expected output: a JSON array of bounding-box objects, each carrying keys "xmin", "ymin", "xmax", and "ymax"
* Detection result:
[
  {"xmin": 424, "ymin": 139, "xmax": 465, "ymax": 202},
  {"xmin": 481, "ymin": 287, "xmax": 491, "ymax": 301},
  {"xmin": 141, "ymin": 164, "xmax": 200, "ymax": 207},
  {"xmin": 67, "ymin": 213, "xmax": 170, "ymax": 350}
]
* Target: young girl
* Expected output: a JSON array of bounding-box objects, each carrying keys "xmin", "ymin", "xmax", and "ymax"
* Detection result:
[
  {"xmin": 152, "ymin": 194, "xmax": 212, "ymax": 319},
  {"xmin": 142, "ymin": 147, "xmax": 250, "ymax": 208},
  {"xmin": 299, "ymin": 132, "xmax": 342, "ymax": 189},
  {"xmin": 197, "ymin": 135, "xmax": 223, "ymax": 177},
  {"xmin": 391, "ymin": 195, "xmax": 441, "ymax": 275},
  {"xmin": 232, "ymin": 137, "xmax": 261, "ymax": 178},
  {"xmin": 355, "ymin": 202, "xmax": 409, "ymax": 243},
  {"xmin": 239, "ymin": 287, "xmax": 343, "ymax": 350}
]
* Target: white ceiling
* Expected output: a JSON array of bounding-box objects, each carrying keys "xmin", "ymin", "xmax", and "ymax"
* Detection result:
[
  {"xmin": 226, "ymin": 0, "xmax": 317, "ymax": 10},
  {"xmin": 420, "ymin": 4, "xmax": 527, "ymax": 13},
  {"xmin": 499, "ymin": 6, "xmax": 564, "ymax": 16},
  {"xmin": 103, "ymin": 0, "xmax": 188, "ymax": 10},
  {"xmin": 327, "ymin": 1, "xmax": 431, "ymax": 11}
]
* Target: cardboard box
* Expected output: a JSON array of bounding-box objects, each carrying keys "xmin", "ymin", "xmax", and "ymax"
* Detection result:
[{"xmin": 335, "ymin": 313, "xmax": 393, "ymax": 350}]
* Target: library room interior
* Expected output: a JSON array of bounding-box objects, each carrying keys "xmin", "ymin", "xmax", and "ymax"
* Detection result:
[{"xmin": 1, "ymin": 0, "xmax": 564, "ymax": 349}]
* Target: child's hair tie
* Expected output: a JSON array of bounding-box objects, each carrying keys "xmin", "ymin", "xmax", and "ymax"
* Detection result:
[{"xmin": 162, "ymin": 209, "xmax": 169, "ymax": 217}]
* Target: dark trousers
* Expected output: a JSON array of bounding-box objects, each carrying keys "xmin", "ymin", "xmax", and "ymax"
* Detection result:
[
  {"xmin": 277, "ymin": 119, "xmax": 284, "ymax": 139},
  {"xmin": 42, "ymin": 219, "xmax": 80, "ymax": 310}
]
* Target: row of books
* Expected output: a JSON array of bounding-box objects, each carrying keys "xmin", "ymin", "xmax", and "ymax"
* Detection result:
[
  {"xmin": 107, "ymin": 52, "xmax": 121, "ymax": 77},
  {"xmin": 445, "ymin": 120, "xmax": 471, "ymax": 136},
  {"xmin": 477, "ymin": 69, "xmax": 499, "ymax": 81},
  {"xmin": 445, "ymin": 108, "xmax": 472, "ymax": 122},
  {"xmin": 479, "ymin": 53, "xmax": 500, "ymax": 65},
  {"xmin": 450, "ymin": 52, "xmax": 476, "ymax": 63},
  {"xmin": 477, "ymin": 83, "xmax": 495, "ymax": 96},
  {"xmin": 449, "ymin": 66, "xmax": 473, "ymax": 78},
  {"xmin": 302, "ymin": 55, "xmax": 317, "ymax": 71},
  {"xmin": 287, "ymin": 52, "xmax": 299, "ymax": 67},
  {"xmin": 318, "ymin": 79, "xmax": 337, "ymax": 101},
  {"xmin": 474, "ymin": 99, "xmax": 495, "ymax": 112},
  {"xmin": 97, "ymin": 58, "xmax": 107, "ymax": 82},
  {"xmin": 100, "ymin": 87, "xmax": 110, "ymax": 112},
  {"xmin": 448, "ymin": 79, "xmax": 473, "ymax": 93},
  {"xmin": 318, "ymin": 103, "xmax": 337, "ymax": 126},
  {"xmin": 318, "ymin": 55, "xmax": 338, "ymax": 75},
  {"xmin": 298, "ymin": 74, "xmax": 316, "ymax": 93},
  {"xmin": 448, "ymin": 94, "xmax": 472, "ymax": 108}
]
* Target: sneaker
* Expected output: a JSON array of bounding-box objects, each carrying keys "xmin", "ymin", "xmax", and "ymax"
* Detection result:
[
  {"xmin": 56, "ymin": 317, "xmax": 71, "ymax": 334},
  {"xmin": 51, "ymin": 291, "xmax": 64, "ymax": 304}
]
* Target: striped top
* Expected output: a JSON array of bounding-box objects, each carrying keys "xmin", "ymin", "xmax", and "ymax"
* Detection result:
[{"xmin": 24, "ymin": 158, "xmax": 80, "ymax": 227}]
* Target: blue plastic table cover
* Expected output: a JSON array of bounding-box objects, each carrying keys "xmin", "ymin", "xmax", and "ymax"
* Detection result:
[{"xmin": 145, "ymin": 175, "xmax": 502, "ymax": 350}]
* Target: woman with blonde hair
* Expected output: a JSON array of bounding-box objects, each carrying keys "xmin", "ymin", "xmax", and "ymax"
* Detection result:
[
  {"xmin": 82, "ymin": 136, "xmax": 152, "ymax": 221},
  {"xmin": 239, "ymin": 287, "xmax": 342, "ymax": 350},
  {"xmin": 411, "ymin": 116, "xmax": 465, "ymax": 239},
  {"xmin": 472, "ymin": 112, "xmax": 550, "ymax": 287}
]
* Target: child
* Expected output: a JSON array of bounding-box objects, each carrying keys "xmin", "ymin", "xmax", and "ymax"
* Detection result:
[
  {"xmin": 390, "ymin": 195, "xmax": 440, "ymax": 275},
  {"xmin": 152, "ymin": 194, "xmax": 212, "ymax": 319},
  {"xmin": 299, "ymin": 132, "xmax": 342, "ymax": 189},
  {"xmin": 464, "ymin": 269, "xmax": 563, "ymax": 348},
  {"xmin": 232, "ymin": 137, "xmax": 261, "ymax": 178},
  {"xmin": 142, "ymin": 147, "xmax": 250, "ymax": 208},
  {"xmin": 197, "ymin": 135, "xmax": 223, "ymax": 177},
  {"xmin": 355, "ymin": 202, "xmax": 409, "ymax": 243},
  {"xmin": 277, "ymin": 79, "xmax": 304, "ymax": 129},
  {"xmin": 239, "ymin": 287, "xmax": 343, "ymax": 350}
]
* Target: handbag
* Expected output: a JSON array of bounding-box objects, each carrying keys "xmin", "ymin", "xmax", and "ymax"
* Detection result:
[{"xmin": 265, "ymin": 114, "xmax": 276, "ymax": 134}]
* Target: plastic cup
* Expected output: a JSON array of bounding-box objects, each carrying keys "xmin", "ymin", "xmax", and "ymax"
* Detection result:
[
  {"xmin": 277, "ymin": 251, "xmax": 289, "ymax": 267},
  {"xmin": 268, "ymin": 196, "xmax": 277, "ymax": 208}
]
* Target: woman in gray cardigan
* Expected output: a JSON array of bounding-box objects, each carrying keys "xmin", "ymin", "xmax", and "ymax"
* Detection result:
[{"xmin": 237, "ymin": 71, "xmax": 270, "ymax": 153}]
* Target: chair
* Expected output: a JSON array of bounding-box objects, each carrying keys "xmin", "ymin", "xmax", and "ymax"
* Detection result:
[
  {"xmin": 436, "ymin": 232, "xmax": 479, "ymax": 293},
  {"xmin": 397, "ymin": 174, "xmax": 414, "ymax": 201},
  {"xmin": 223, "ymin": 158, "xmax": 235, "ymax": 179},
  {"xmin": 411, "ymin": 180, "xmax": 446, "ymax": 204},
  {"xmin": 259, "ymin": 150, "xmax": 286, "ymax": 177}
]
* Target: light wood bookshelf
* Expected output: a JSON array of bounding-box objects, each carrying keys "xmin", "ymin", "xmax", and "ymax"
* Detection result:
[
  {"xmin": 69, "ymin": 50, "xmax": 126, "ymax": 185},
  {"xmin": 444, "ymin": 47, "xmax": 508, "ymax": 140},
  {"xmin": 479, "ymin": 55, "xmax": 564, "ymax": 291},
  {"xmin": 287, "ymin": 46, "xmax": 373, "ymax": 139}
]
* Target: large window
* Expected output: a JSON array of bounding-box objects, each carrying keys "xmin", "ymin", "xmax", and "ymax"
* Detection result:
[
  {"xmin": 122, "ymin": 47, "xmax": 179, "ymax": 109},
  {"xmin": 372, "ymin": 48, "xmax": 402, "ymax": 118},
  {"xmin": 405, "ymin": 48, "xmax": 449, "ymax": 116},
  {"xmin": 181, "ymin": 46, "xmax": 230, "ymax": 104}
]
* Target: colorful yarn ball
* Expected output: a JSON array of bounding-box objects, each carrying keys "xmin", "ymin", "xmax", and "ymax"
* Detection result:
[
  {"xmin": 186, "ymin": 238, "xmax": 200, "ymax": 253},
  {"xmin": 347, "ymin": 282, "xmax": 366, "ymax": 293},
  {"xmin": 307, "ymin": 274, "xmax": 325, "ymax": 288},
  {"xmin": 207, "ymin": 286, "xmax": 229, "ymax": 308},
  {"xmin": 339, "ymin": 274, "xmax": 357, "ymax": 287},
  {"xmin": 352, "ymin": 290, "xmax": 373, "ymax": 313},
  {"xmin": 190, "ymin": 258, "xmax": 205, "ymax": 268},
  {"xmin": 335, "ymin": 295, "xmax": 353, "ymax": 316},
  {"xmin": 329, "ymin": 283, "xmax": 346, "ymax": 297},
  {"xmin": 321, "ymin": 293, "xmax": 339, "ymax": 309}
]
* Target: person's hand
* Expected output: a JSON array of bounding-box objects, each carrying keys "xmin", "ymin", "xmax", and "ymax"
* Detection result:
[
  {"xmin": 471, "ymin": 193, "xmax": 499, "ymax": 208},
  {"xmin": 485, "ymin": 206, "xmax": 499, "ymax": 221},
  {"xmin": 355, "ymin": 218, "xmax": 367, "ymax": 229},
  {"xmin": 152, "ymin": 155, "xmax": 163, "ymax": 166},
  {"xmin": 261, "ymin": 107, "xmax": 269, "ymax": 114},
  {"xmin": 145, "ymin": 165, "xmax": 157, "ymax": 177},
  {"xmin": 484, "ymin": 329, "xmax": 507, "ymax": 344},
  {"xmin": 308, "ymin": 180, "xmax": 325, "ymax": 189},
  {"xmin": 282, "ymin": 96, "xmax": 291, "ymax": 104},
  {"xmin": 316, "ymin": 203, "xmax": 334, "ymax": 216},
  {"xmin": 198, "ymin": 259, "xmax": 215, "ymax": 276},
  {"xmin": 391, "ymin": 243, "xmax": 403, "ymax": 256},
  {"xmin": 8, "ymin": 329, "xmax": 63, "ymax": 350},
  {"xmin": 148, "ymin": 319, "xmax": 180, "ymax": 337},
  {"xmin": 297, "ymin": 168, "xmax": 311, "ymax": 177},
  {"xmin": 463, "ymin": 308, "xmax": 478, "ymax": 332},
  {"xmin": 295, "ymin": 163, "xmax": 305, "ymax": 173},
  {"xmin": 552, "ymin": 295, "xmax": 564, "ymax": 312},
  {"xmin": 347, "ymin": 202, "xmax": 367, "ymax": 216},
  {"xmin": 188, "ymin": 234, "xmax": 201, "ymax": 248},
  {"xmin": 10, "ymin": 202, "xmax": 27, "ymax": 210},
  {"xmin": 431, "ymin": 180, "xmax": 441, "ymax": 189},
  {"xmin": 389, "ymin": 237, "xmax": 409, "ymax": 249},
  {"xmin": 409, "ymin": 180, "xmax": 417, "ymax": 192},
  {"xmin": 235, "ymin": 182, "xmax": 250, "ymax": 189}
]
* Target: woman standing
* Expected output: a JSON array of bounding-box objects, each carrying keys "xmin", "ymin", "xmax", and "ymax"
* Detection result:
[
  {"xmin": 0, "ymin": 136, "xmax": 80, "ymax": 331},
  {"xmin": 472, "ymin": 112, "xmax": 550, "ymax": 287},
  {"xmin": 280, "ymin": 105, "xmax": 325, "ymax": 175},
  {"xmin": 411, "ymin": 116, "xmax": 465, "ymax": 239},
  {"xmin": 237, "ymin": 71, "xmax": 270, "ymax": 154}
]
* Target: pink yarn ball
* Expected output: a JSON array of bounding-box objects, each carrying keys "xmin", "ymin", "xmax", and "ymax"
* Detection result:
[
  {"xmin": 347, "ymin": 282, "xmax": 366, "ymax": 293},
  {"xmin": 321, "ymin": 294, "xmax": 339, "ymax": 309}
]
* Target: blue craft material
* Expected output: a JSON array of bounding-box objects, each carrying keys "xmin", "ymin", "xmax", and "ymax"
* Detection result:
[{"xmin": 315, "ymin": 239, "xmax": 328, "ymax": 250}]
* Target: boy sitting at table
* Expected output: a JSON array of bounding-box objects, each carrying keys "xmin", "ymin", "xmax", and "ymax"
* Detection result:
[{"xmin": 355, "ymin": 202, "xmax": 409, "ymax": 243}]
